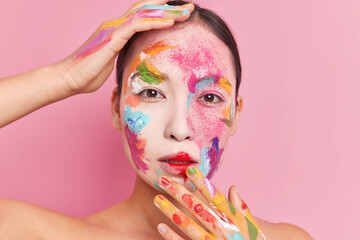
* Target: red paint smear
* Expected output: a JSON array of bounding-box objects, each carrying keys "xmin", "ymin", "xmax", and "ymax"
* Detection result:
[
  {"xmin": 182, "ymin": 194, "xmax": 194, "ymax": 208},
  {"xmin": 158, "ymin": 195, "xmax": 166, "ymax": 201},
  {"xmin": 160, "ymin": 177, "xmax": 171, "ymax": 187},
  {"xmin": 173, "ymin": 213, "xmax": 182, "ymax": 226},
  {"xmin": 194, "ymin": 204, "xmax": 217, "ymax": 224},
  {"xmin": 241, "ymin": 200, "xmax": 248, "ymax": 210},
  {"xmin": 170, "ymin": 184, "xmax": 179, "ymax": 195},
  {"xmin": 124, "ymin": 125, "xmax": 149, "ymax": 173}
]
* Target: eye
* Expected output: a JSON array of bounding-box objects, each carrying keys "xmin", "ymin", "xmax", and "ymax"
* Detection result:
[
  {"xmin": 138, "ymin": 89, "xmax": 164, "ymax": 100},
  {"xmin": 198, "ymin": 94, "xmax": 223, "ymax": 103}
]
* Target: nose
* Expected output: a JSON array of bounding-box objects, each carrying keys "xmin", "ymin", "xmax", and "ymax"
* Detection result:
[{"xmin": 164, "ymin": 107, "xmax": 195, "ymax": 142}]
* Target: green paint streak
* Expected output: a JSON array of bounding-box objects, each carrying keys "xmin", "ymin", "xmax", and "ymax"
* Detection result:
[
  {"xmin": 172, "ymin": 10, "xmax": 183, "ymax": 15},
  {"xmin": 246, "ymin": 218, "xmax": 258, "ymax": 240},
  {"xmin": 187, "ymin": 167, "xmax": 196, "ymax": 175},
  {"xmin": 227, "ymin": 199, "xmax": 236, "ymax": 215},
  {"xmin": 221, "ymin": 118, "xmax": 232, "ymax": 127},
  {"xmin": 136, "ymin": 61, "xmax": 161, "ymax": 85}
]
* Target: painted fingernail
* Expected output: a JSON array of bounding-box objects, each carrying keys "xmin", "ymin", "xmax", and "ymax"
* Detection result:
[
  {"xmin": 157, "ymin": 194, "xmax": 166, "ymax": 201},
  {"xmin": 159, "ymin": 176, "xmax": 171, "ymax": 188},
  {"xmin": 158, "ymin": 224, "xmax": 167, "ymax": 234},
  {"xmin": 154, "ymin": 195, "xmax": 166, "ymax": 208},
  {"xmin": 187, "ymin": 167, "xmax": 196, "ymax": 175},
  {"xmin": 182, "ymin": 3, "xmax": 193, "ymax": 8},
  {"xmin": 183, "ymin": 9, "xmax": 190, "ymax": 14}
]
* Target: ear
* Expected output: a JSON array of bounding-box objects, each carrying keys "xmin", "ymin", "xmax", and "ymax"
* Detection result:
[
  {"xmin": 230, "ymin": 95, "xmax": 243, "ymax": 136},
  {"xmin": 111, "ymin": 87, "xmax": 122, "ymax": 130}
]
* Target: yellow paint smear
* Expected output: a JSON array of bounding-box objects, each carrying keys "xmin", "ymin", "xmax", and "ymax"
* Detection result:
[
  {"xmin": 102, "ymin": 16, "xmax": 128, "ymax": 29},
  {"xmin": 141, "ymin": 17, "xmax": 170, "ymax": 23},
  {"xmin": 222, "ymin": 106, "xmax": 231, "ymax": 119},
  {"xmin": 145, "ymin": 62, "xmax": 166, "ymax": 81},
  {"xmin": 246, "ymin": 211, "xmax": 264, "ymax": 234},
  {"xmin": 218, "ymin": 78, "xmax": 232, "ymax": 96}
]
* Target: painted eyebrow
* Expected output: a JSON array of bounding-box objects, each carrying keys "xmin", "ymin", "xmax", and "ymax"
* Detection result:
[{"xmin": 132, "ymin": 61, "xmax": 168, "ymax": 85}]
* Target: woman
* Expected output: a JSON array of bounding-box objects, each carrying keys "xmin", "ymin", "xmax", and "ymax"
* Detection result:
[{"xmin": 0, "ymin": 0, "xmax": 312, "ymax": 239}]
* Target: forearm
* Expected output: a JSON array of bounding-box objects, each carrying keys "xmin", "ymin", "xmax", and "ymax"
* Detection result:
[{"xmin": 0, "ymin": 63, "xmax": 73, "ymax": 128}]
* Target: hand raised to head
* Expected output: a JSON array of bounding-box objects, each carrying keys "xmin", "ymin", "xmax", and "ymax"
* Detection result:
[{"xmin": 59, "ymin": 0, "xmax": 194, "ymax": 95}]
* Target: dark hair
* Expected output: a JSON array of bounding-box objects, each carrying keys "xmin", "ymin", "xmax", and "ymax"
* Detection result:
[{"xmin": 116, "ymin": 0, "xmax": 242, "ymax": 100}]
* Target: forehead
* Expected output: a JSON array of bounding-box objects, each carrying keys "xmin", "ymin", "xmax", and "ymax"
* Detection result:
[{"xmin": 126, "ymin": 23, "xmax": 235, "ymax": 80}]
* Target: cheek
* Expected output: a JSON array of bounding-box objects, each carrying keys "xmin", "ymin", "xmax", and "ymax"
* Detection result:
[
  {"xmin": 123, "ymin": 106, "xmax": 152, "ymax": 174},
  {"xmin": 190, "ymin": 104, "xmax": 230, "ymax": 145},
  {"xmin": 189, "ymin": 104, "xmax": 232, "ymax": 179}
]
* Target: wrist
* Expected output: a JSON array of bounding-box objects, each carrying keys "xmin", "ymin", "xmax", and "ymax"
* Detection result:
[{"xmin": 47, "ymin": 61, "xmax": 78, "ymax": 98}]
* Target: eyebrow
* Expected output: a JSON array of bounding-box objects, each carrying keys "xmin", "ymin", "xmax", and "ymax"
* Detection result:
[{"xmin": 131, "ymin": 61, "xmax": 167, "ymax": 85}]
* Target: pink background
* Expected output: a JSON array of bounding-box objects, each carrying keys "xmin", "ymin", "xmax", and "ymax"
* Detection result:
[{"xmin": 1, "ymin": 0, "xmax": 359, "ymax": 239}]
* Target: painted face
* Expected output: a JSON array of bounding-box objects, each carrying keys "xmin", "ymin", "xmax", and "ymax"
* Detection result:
[{"xmin": 119, "ymin": 23, "xmax": 237, "ymax": 191}]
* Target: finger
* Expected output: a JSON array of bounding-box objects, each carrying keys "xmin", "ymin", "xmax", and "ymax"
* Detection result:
[
  {"xmin": 128, "ymin": 8, "xmax": 192, "ymax": 22},
  {"xmin": 126, "ymin": 1, "xmax": 194, "ymax": 16},
  {"xmin": 186, "ymin": 167, "xmax": 249, "ymax": 234},
  {"xmin": 158, "ymin": 223, "xmax": 185, "ymax": 240},
  {"xmin": 125, "ymin": 0, "xmax": 169, "ymax": 14},
  {"xmin": 154, "ymin": 195, "xmax": 215, "ymax": 240},
  {"xmin": 228, "ymin": 185, "xmax": 266, "ymax": 239},
  {"xmin": 158, "ymin": 176, "xmax": 234, "ymax": 236},
  {"xmin": 105, "ymin": 17, "xmax": 174, "ymax": 53}
]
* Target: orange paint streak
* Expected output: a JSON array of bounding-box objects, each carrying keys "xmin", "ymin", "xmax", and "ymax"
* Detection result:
[
  {"xmin": 124, "ymin": 41, "xmax": 176, "ymax": 94},
  {"xmin": 222, "ymin": 106, "xmax": 231, "ymax": 119},
  {"xmin": 218, "ymin": 78, "xmax": 232, "ymax": 96},
  {"xmin": 125, "ymin": 95, "xmax": 140, "ymax": 107}
]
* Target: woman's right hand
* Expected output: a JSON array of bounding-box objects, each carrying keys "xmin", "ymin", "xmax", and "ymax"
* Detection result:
[{"xmin": 58, "ymin": 0, "xmax": 194, "ymax": 95}]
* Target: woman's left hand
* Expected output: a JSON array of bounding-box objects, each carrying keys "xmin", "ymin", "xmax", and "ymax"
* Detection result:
[{"xmin": 154, "ymin": 166, "xmax": 266, "ymax": 240}]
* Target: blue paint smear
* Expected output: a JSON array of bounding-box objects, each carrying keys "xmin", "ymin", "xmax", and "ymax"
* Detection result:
[
  {"xmin": 227, "ymin": 232, "xmax": 244, "ymax": 240},
  {"xmin": 198, "ymin": 146, "xmax": 210, "ymax": 176},
  {"xmin": 154, "ymin": 180, "xmax": 166, "ymax": 193},
  {"xmin": 141, "ymin": 4, "xmax": 175, "ymax": 10},
  {"xmin": 124, "ymin": 106, "xmax": 151, "ymax": 134},
  {"xmin": 186, "ymin": 77, "xmax": 215, "ymax": 111}
]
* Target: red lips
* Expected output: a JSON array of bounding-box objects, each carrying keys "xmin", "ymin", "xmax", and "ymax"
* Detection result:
[
  {"xmin": 159, "ymin": 152, "xmax": 197, "ymax": 175},
  {"xmin": 168, "ymin": 152, "xmax": 195, "ymax": 162}
]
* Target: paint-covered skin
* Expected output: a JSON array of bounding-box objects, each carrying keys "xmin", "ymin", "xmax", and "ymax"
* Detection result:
[
  {"xmin": 60, "ymin": 0, "xmax": 194, "ymax": 96},
  {"xmin": 119, "ymin": 23, "xmax": 240, "ymax": 193},
  {"xmin": 70, "ymin": 1, "xmax": 193, "ymax": 64},
  {"xmin": 154, "ymin": 166, "xmax": 266, "ymax": 240}
]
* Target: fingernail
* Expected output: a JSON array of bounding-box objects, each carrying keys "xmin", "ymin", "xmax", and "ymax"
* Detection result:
[
  {"xmin": 187, "ymin": 167, "xmax": 196, "ymax": 175},
  {"xmin": 182, "ymin": 3, "xmax": 193, "ymax": 8},
  {"xmin": 154, "ymin": 195, "xmax": 166, "ymax": 208},
  {"xmin": 157, "ymin": 194, "xmax": 166, "ymax": 201},
  {"xmin": 164, "ymin": 18, "xmax": 174, "ymax": 22},
  {"xmin": 159, "ymin": 177, "xmax": 171, "ymax": 188},
  {"xmin": 183, "ymin": 9, "xmax": 190, "ymax": 14},
  {"xmin": 158, "ymin": 224, "xmax": 167, "ymax": 234}
]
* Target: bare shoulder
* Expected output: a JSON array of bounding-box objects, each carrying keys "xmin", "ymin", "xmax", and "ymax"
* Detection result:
[
  {"xmin": 0, "ymin": 198, "xmax": 101, "ymax": 239},
  {"xmin": 254, "ymin": 217, "xmax": 313, "ymax": 240}
]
